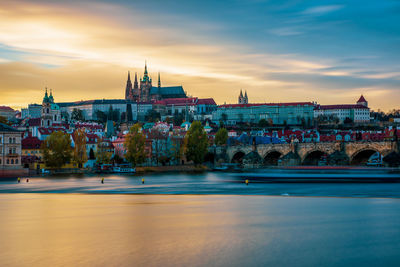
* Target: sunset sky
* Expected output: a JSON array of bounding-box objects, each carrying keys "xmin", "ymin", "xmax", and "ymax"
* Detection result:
[{"xmin": 0, "ymin": 0, "xmax": 399, "ymax": 111}]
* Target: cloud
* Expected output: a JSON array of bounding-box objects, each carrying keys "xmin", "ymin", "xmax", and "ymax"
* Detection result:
[
  {"xmin": 301, "ymin": 5, "xmax": 344, "ymax": 16},
  {"xmin": 0, "ymin": 1, "xmax": 398, "ymax": 112}
]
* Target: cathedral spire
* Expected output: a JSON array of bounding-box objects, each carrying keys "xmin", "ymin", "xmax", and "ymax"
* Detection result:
[
  {"xmin": 125, "ymin": 71, "xmax": 133, "ymax": 100},
  {"xmin": 134, "ymin": 72, "xmax": 138, "ymax": 89},
  {"xmin": 158, "ymin": 72, "xmax": 161, "ymax": 88}
]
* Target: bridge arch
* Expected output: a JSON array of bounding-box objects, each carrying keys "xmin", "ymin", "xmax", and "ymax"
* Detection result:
[
  {"xmin": 302, "ymin": 150, "xmax": 328, "ymax": 165},
  {"xmin": 350, "ymin": 148, "xmax": 380, "ymax": 165},
  {"xmin": 231, "ymin": 151, "xmax": 246, "ymax": 164},
  {"xmin": 263, "ymin": 150, "xmax": 283, "ymax": 166}
]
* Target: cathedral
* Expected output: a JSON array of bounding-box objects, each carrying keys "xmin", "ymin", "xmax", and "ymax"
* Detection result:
[
  {"xmin": 125, "ymin": 63, "xmax": 187, "ymax": 102},
  {"xmin": 238, "ymin": 89, "xmax": 248, "ymax": 104}
]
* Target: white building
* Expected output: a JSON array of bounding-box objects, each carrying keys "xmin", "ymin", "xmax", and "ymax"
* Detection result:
[
  {"xmin": 58, "ymin": 99, "xmax": 139, "ymax": 121},
  {"xmin": 314, "ymin": 95, "xmax": 370, "ymax": 123}
]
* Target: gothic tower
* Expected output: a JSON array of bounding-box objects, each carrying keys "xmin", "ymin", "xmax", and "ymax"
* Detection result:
[
  {"xmin": 125, "ymin": 71, "xmax": 132, "ymax": 100},
  {"xmin": 140, "ymin": 62, "xmax": 152, "ymax": 102}
]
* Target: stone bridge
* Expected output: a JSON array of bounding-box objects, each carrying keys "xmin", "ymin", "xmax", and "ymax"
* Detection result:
[{"xmin": 215, "ymin": 141, "xmax": 398, "ymax": 166}]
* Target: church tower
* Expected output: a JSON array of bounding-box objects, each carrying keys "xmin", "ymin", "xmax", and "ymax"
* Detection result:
[
  {"xmin": 125, "ymin": 71, "xmax": 133, "ymax": 100},
  {"xmin": 41, "ymin": 88, "xmax": 61, "ymax": 127},
  {"xmin": 140, "ymin": 62, "xmax": 152, "ymax": 102},
  {"xmin": 238, "ymin": 89, "xmax": 249, "ymax": 104}
]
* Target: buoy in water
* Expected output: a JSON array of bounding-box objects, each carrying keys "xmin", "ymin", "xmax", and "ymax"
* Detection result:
[
  {"xmin": 101, "ymin": 178, "xmax": 104, "ymax": 184},
  {"xmin": 17, "ymin": 177, "xmax": 20, "ymax": 183},
  {"xmin": 142, "ymin": 178, "xmax": 145, "ymax": 184},
  {"xmin": 245, "ymin": 179, "xmax": 249, "ymax": 186}
]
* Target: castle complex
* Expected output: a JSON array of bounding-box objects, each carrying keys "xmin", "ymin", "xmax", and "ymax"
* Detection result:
[{"xmin": 125, "ymin": 63, "xmax": 187, "ymax": 102}]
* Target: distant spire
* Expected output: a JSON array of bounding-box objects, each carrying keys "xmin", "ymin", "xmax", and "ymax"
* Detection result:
[
  {"xmin": 240, "ymin": 89, "xmax": 243, "ymax": 97},
  {"xmin": 134, "ymin": 72, "xmax": 138, "ymax": 89},
  {"xmin": 144, "ymin": 61, "xmax": 148, "ymax": 76},
  {"xmin": 158, "ymin": 72, "xmax": 161, "ymax": 88},
  {"xmin": 125, "ymin": 71, "xmax": 133, "ymax": 100},
  {"xmin": 245, "ymin": 90, "xmax": 247, "ymax": 98},
  {"xmin": 45, "ymin": 87, "xmax": 48, "ymax": 97}
]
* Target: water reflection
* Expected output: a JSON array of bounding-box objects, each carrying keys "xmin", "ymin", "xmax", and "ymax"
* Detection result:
[
  {"xmin": 1, "ymin": 171, "xmax": 400, "ymax": 198},
  {"xmin": 0, "ymin": 194, "xmax": 399, "ymax": 266}
]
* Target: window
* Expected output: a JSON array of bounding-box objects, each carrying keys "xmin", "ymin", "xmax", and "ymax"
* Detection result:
[
  {"xmin": 47, "ymin": 108, "xmax": 49, "ymax": 114},
  {"xmin": 7, "ymin": 159, "xmax": 9, "ymax": 164},
  {"xmin": 16, "ymin": 159, "xmax": 18, "ymax": 164},
  {"xmin": 11, "ymin": 159, "xmax": 14, "ymax": 164}
]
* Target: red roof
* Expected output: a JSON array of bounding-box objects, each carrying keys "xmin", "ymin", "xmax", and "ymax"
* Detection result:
[
  {"xmin": 316, "ymin": 104, "xmax": 369, "ymax": 110},
  {"xmin": 197, "ymin": 98, "xmax": 216, "ymax": 105},
  {"xmin": 26, "ymin": 118, "xmax": 41, "ymax": 127},
  {"xmin": 154, "ymin": 97, "xmax": 198, "ymax": 106},
  {"xmin": 38, "ymin": 127, "xmax": 66, "ymax": 135},
  {"xmin": 219, "ymin": 102, "xmax": 314, "ymax": 108},
  {"xmin": 0, "ymin": 106, "xmax": 15, "ymax": 112},
  {"xmin": 22, "ymin": 136, "xmax": 43, "ymax": 149},
  {"xmin": 357, "ymin": 95, "xmax": 367, "ymax": 103}
]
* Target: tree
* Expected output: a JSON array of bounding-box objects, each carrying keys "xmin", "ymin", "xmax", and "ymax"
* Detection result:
[
  {"xmin": 124, "ymin": 123, "xmax": 146, "ymax": 166},
  {"xmin": 61, "ymin": 111, "xmax": 69, "ymax": 122},
  {"xmin": 126, "ymin": 104, "xmax": 133, "ymax": 121},
  {"xmin": 258, "ymin": 119, "xmax": 269, "ymax": 127},
  {"xmin": 95, "ymin": 110, "xmax": 107, "ymax": 123},
  {"xmin": 171, "ymin": 137, "xmax": 184, "ymax": 164},
  {"xmin": 89, "ymin": 148, "xmax": 95, "ymax": 160},
  {"xmin": 0, "ymin": 116, "xmax": 10, "ymax": 125},
  {"xmin": 344, "ymin": 117, "xmax": 353, "ymax": 124},
  {"xmin": 41, "ymin": 131, "xmax": 72, "ymax": 168},
  {"xmin": 95, "ymin": 138, "xmax": 112, "ymax": 164},
  {"xmin": 71, "ymin": 108, "xmax": 85, "ymax": 121},
  {"xmin": 185, "ymin": 121, "xmax": 208, "ymax": 165},
  {"xmin": 146, "ymin": 110, "xmax": 161, "ymax": 122},
  {"xmin": 215, "ymin": 128, "xmax": 228, "ymax": 146},
  {"xmin": 221, "ymin": 113, "xmax": 228, "ymax": 124},
  {"xmin": 73, "ymin": 129, "xmax": 87, "ymax": 168},
  {"xmin": 173, "ymin": 112, "xmax": 184, "ymax": 126}
]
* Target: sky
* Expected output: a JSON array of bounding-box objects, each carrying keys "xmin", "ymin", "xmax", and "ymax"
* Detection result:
[{"xmin": 0, "ymin": 0, "xmax": 399, "ymax": 111}]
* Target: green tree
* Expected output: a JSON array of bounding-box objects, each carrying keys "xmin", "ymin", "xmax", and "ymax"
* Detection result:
[
  {"xmin": 0, "ymin": 116, "xmax": 10, "ymax": 125},
  {"xmin": 73, "ymin": 129, "xmax": 87, "ymax": 168},
  {"xmin": 124, "ymin": 123, "xmax": 146, "ymax": 166},
  {"xmin": 41, "ymin": 131, "xmax": 72, "ymax": 168},
  {"xmin": 95, "ymin": 110, "xmax": 107, "ymax": 123},
  {"xmin": 215, "ymin": 127, "xmax": 228, "ymax": 146},
  {"xmin": 127, "ymin": 104, "xmax": 133, "ymax": 121},
  {"xmin": 185, "ymin": 121, "xmax": 208, "ymax": 165},
  {"xmin": 146, "ymin": 110, "xmax": 161, "ymax": 122},
  {"xmin": 71, "ymin": 108, "xmax": 85, "ymax": 121},
  {"xmin": 95, "ymin": 138, "xmax": 112, "ymax": 164},
  {"xmin": 221, "ymin": 113, "xmax": 228, "ymax": 124},
  {"xmin": 258, "ymin": 118, "xmax": 269, "ymax": 127}
]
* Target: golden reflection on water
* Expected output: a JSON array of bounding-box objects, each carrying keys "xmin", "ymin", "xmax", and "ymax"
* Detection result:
[
  {"xmin": 1, "ymin": 194, "xmax": 400, "ymax": 266},
  {"xmin": 0, "ymin": 194, "xmax": 259, "ymax": 267}
]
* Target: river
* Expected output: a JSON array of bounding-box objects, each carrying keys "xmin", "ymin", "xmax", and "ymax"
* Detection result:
[{"xmin": 1, "ymin": 171, "xmax": 400, "ymax": 266}]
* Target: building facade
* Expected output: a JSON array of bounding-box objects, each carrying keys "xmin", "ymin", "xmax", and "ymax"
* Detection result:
[
  {"xmin": 59, "ymin": 100, "xmax": 138, "ymax": 122},
  {"xmin": 213, "ymin": 102, "xmax": 315, "ymax": 126},
  {"xmin": 0, "ymin": 123, "xmax": 22, "ymax": 169},
  {"xmin": 314, "ymin": 95, "xmax": 370, "ymax": 123}
]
